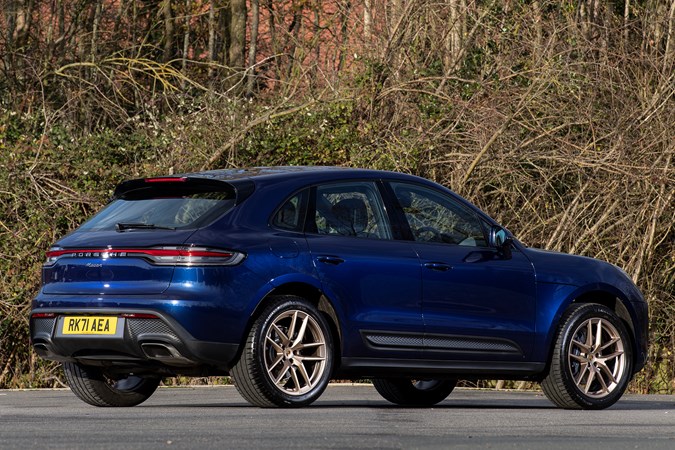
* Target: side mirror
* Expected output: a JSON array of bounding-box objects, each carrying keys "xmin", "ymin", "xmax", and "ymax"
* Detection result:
[{"xmin": 490, "ymin": 226, "xmax": 513, "ymax": 258}]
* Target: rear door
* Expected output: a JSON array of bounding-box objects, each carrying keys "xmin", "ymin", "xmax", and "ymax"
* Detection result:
[{"xmin": 303, "ymin": 181, "xmax": 424, "ymax": 359}]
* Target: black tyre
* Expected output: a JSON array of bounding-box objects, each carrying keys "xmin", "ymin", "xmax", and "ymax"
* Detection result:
[
  {"xmin": 62, "ymin": 362, "xmax": 160, "ymax": 407},
  {"xmin": 372, "ymin": 378, "xmax": 456, "ymax": 406},
  {"xmin": 231, "ymin": 296, "xmax": 334, "ymax": 407},
  {"xmin": 541, "ymin": 303, "xmax": 633, "ymax": 410}
]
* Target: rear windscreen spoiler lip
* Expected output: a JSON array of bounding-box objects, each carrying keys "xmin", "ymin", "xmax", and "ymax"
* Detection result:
[{"xmin": 112, "ymin": 177, "xmax": 255, "ymax": 205}]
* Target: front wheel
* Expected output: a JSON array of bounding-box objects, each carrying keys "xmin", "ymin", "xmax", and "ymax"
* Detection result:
[
  {"xmin": 232, "ymin": 296, "xmax": 334, "ymax": 407},
  {"xmin": 373, "ymin": 378, "xmax": 456, "ymax": 406},
  {"xmin": 62, "ymin": 363, "xmax": 160, "ymax": 407},
  {"xmin": 541, "ymin": 303, "xmax": 633, "ymax": 410}
]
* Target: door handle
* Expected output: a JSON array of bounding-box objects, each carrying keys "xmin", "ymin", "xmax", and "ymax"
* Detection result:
[
  {"xmin": 423, "ymin": 262, "xmax": 452, "ymax": 272},
  {"xmin": 316, "ymin": 256, "xmax": 345, "ymax": 265}
]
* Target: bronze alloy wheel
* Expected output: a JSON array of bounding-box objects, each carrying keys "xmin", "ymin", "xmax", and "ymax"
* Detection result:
[
  {"xmin": 263, "ymin": 309, "xmax": 328, "ymax": 396},
  {"xmin": 567, "ymin": 317, "xmax": 626, "ymax": 398}
]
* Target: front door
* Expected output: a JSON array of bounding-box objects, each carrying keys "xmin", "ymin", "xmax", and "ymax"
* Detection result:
[{"xmin": 388, "ymin": 181, "xmax": 537, "ymax": 362}]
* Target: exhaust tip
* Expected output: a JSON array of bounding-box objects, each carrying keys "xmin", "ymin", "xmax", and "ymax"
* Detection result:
[{"xmin": 141, "ymin": 343, "xmax": 194, "ymax": 366}]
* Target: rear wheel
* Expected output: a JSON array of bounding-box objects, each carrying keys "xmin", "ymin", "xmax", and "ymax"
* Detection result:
[
  {"xmin": 541, "ymin": 303, "xmax": 633, "ymax": 410},
  {"xmin": 62, "ymin": 362, "xmax": 160, "ymax": 407},
  {"xmin": 373, "ymin": 378, "xmax": 456, "ymax": 406},
  {"xmin": 232, "ymin": 296, "xmax": 334, "ymax": 407}
]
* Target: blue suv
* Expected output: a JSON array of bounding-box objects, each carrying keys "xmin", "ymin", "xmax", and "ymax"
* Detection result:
[{"xmin": 30, "ymin": 167, "xmax": 648, "ymax": 409}]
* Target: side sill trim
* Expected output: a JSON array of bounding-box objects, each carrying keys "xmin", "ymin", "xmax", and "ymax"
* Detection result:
[{"xmin": 339, "ymin": 357, "xmax": 545, "ymax": 378}]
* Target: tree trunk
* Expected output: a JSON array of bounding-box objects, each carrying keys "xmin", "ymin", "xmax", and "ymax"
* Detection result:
[
  {"xmin": 162, "ymin": 0, "xmax": 175, "ymax": 63},
  {"xmin": 4, "ymin": 1, "xmax": 16, "ymax": 51},
  {"xmin": 220, "ymin": 1, "xmax": 232, "ymax": 67},
  {"xmin": 532, "ymin": 0, "xmax": 543, "ymax": 59},
  {"xmin": 182, "ymin": 0, "xmax": 190, "ymax": 87},
  {"xmin": 285, "ymin": 5, "xmax": 303, "ymax": 81},
  {"xmin": 337, "ymin": 1, "xmax": 352, "ymax": 73},
  {"xmin": 267, "ymin": 0, "xmax": 280, "ymax": 83},
  {"xmin": 229, "ymin": 0, "xmax": 246, "ymax": 69},
  {"xmin": 13, "ymin": 0, "xmax": 34, "ymax": 49},
  {"xmin": 445, "ymin": 0, "xmax": 462, "ymax": 71},
  {"xmin": 364, "ymin": 0, "xmax": 372, "ymax": 39},
  {"xmin": 623, "ymin": 0, "xmax": 630, "ymax": 47},
  {"xmin": 90, "ymin": 0, "xmax": 102, "ymax": 62},
  {"xmin": 208, "ymin": 0, "xmax": 216, "ymax": 77},
  {"xmin": 246, "ymin": 0, "xmax": 259, "ymax": 96},
  {"xmin": 665, "ymin": 0, "xmax": 675, "ymax": 72},
  {"xmin": 3, "ymin": 1, "xmax": 16, "ymax": 87}
]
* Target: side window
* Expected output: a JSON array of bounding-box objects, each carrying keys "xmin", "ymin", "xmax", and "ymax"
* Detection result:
[
  {"xmin": 272, "ymin": 191, "xmax": 306, "ymax": 231},
  {"xmin": 391, "ymin": 182, "xmax": 487, "ymax": 247},
  {"xmin": 312, "ymin": 182, "xmax": 392, "ymax": 240}
]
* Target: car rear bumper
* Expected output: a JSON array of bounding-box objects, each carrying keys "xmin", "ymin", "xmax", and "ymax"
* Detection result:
[{"xmin": 30, "ymin": 307, "xmax": 239, "ymax": 374}]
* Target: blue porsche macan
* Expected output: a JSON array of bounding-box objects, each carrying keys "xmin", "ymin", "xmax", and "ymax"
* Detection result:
[{"xmin": 30, "ymin": 167, "xmax": 648, "ymax": 409}]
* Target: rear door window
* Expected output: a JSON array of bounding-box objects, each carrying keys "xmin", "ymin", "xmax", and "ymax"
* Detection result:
[{"xmin": 310, "ymin": 181, "xmax": 392, "ymax": 240}]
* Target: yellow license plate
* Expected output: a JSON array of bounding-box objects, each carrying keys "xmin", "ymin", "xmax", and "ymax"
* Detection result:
[{"xmin": 62, "ymin": 316, "xmax": 118, "ymax": 335}]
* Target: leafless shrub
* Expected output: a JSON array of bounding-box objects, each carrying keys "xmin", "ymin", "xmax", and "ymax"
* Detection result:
[{"xmin": 1, "ymin": 0, "xmax": 673, "ymax": 392}]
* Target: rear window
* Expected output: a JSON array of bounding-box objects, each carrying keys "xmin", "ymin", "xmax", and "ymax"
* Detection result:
[{"xmin": 79, "ymin": 190, "xmax": 236, "ymax": 232}]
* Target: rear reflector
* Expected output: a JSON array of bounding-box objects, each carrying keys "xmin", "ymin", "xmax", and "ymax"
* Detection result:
[
  {"xmin": 32, "ymin": 313, "xmax": 56, "ymax": 319},
  {"xmin": 120, "ymin": 313, "xmax": 159, "ymax": 319},
  {"xmin": 45, "ymin": 246, "xmax": 245, "ymax": 266}
]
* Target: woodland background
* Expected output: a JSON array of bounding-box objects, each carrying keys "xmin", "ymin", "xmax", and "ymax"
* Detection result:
[{"xmin": 0, "ymin": 0, "xmax": 673, "ymax": 391}]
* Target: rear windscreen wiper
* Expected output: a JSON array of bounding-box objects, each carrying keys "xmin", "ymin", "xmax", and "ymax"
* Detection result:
[{"xmin": 115, "ymin": 223, "xmax": 176, "ymax": 232}]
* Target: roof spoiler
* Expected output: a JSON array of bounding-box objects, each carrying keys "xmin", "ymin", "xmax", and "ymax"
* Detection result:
[{"xmin": 113, "ymin": 177, "xmax": 255, "ymax": 205}]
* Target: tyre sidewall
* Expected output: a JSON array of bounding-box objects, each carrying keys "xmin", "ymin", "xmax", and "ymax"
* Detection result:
[
  {"xmin": 63, "ymin": 362, "xmax": 160, "ymax": 407},
  {"xmin": 557, "ymin": 304, "xmax": 633, "ymax": 409},
  {"xmin": 250, "ymin": 298, "xmax": 334, "ymax": 407}
]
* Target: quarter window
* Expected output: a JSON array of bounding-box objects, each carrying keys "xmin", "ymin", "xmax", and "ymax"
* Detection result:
[{"xmin": 272, "ymin": 191, "xmax": 306, "ymax": 231}]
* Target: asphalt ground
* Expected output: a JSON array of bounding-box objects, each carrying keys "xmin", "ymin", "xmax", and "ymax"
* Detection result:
[{"xmin": 1, "ymin": 385, "xmax": 674, "ymax": 449}]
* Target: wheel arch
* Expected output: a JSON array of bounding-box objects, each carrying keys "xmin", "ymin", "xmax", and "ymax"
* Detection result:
[
  {"xmin": 542, "ymin": 285, "xmax": 640, "ymax": 376},
  {"xmin": 573, "ymin": 290, "xmax": 635, "ymax": 338},
  {"xmin": 242, "ymin": 278, "xmax": 344, "ymax": 372}
]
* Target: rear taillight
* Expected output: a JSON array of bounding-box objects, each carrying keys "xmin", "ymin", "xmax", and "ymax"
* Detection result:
[
  {"xmin": 44, "ymin": 246, "xmax": 245, "ymax": 267},
  {"xmin": 32, "ymin": 312, "xmax": 160, "ymax": 319}
]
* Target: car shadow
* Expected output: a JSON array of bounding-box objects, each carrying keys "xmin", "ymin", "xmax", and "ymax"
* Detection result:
[{"xmin": 140, "ymin": 397, "xmax": 675, "ymax": 411}]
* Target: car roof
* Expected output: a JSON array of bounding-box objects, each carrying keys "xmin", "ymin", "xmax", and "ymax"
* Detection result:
[
  {"xmin": 164, "ymin": 166, "xmax": 438, "ymax": 190},
  {"xmin": 114, "ymin": 166, "xmax": 434, "ymax": 202},
  {"xmin": 181, "ymin": 166, "xmax": 412, "ymax": 182},
  {"xmin": 115, "ymin": 166, "xmax": 431, "ymax": 201}
]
